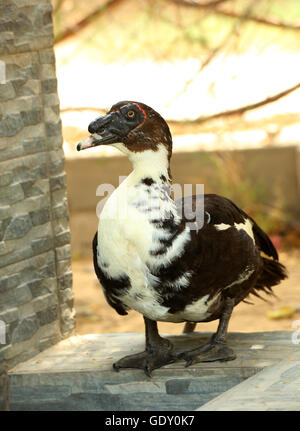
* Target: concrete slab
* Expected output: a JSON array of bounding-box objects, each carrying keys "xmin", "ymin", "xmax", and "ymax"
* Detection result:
[
  {"xmin": 8, "ymin": 331, "xmax": 299, "ymax": 411},
  {"xmin": 198, "ymin": 349, "xmax": 300, "ymax": 411}
]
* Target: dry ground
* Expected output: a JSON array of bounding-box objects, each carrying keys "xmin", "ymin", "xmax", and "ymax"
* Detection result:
[{"xmin": 72, "ymin": 249, "xmax": 300, "ymax": 336}]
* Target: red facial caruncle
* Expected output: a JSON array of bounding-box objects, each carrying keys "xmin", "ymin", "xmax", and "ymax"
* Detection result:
[{"xmin": 133, "ymin": 103, "xmax": 147, "ymax": 120}]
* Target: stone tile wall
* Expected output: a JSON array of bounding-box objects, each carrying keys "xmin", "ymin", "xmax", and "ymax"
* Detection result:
[{"xmin": 0, "ymin": 0, "xmax": 75, "ymax": 409}]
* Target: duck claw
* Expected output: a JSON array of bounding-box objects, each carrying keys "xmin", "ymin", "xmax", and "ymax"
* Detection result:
[
  {"xmin": 184, "ymin": 358, "xmax": 194, "ymax": 368},
  {"xmin": 112, "ymin": 341, "xmax": 175, "ymax": 376},
  {"xmin": 144, "ymin": 365, "xmax": 152, "ymax": 377},
  {"xmin": 112, "ymin": 363, "xmax": 120, "ymax": 372}
]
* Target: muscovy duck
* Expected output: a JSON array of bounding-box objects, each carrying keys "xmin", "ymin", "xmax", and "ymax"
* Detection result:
[{"xmin": 77, "ymin": 101, "xmax": 287, "ymax": 376}]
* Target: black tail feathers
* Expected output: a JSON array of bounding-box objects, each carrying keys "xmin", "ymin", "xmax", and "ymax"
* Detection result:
[
  {"xmin": 251, "ymin": 257, "xmax": 288, "ymax": 300},
  {"xmin": 252, "ymin": 223, "xmax": 278, "ymax": 261}
]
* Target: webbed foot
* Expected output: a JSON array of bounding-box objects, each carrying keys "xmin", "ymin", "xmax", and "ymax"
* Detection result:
[
  {"xmin": 178, "ymin": 340, "xmax": 236, "ymax": 367},
  {"xmin": 113, "ymin": 338, "xmax": 175, "ymax": 377}
]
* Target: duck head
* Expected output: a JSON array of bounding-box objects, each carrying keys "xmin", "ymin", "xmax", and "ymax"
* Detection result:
[{"xmin": 77, "ymin": 101, "xmax": 172, "ymax": 159}]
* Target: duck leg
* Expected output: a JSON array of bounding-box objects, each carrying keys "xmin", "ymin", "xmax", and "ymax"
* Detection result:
[
  {"xmin": 183, "ymin": 322, "xmax": 197, "ymax": 333},
  {"xmin": 113, "ymin": 316, "xmax": 175, "ymax": 376},
  {"xmin": 179, "ymin": 298, "xmax": 236, "ymax": 367}
]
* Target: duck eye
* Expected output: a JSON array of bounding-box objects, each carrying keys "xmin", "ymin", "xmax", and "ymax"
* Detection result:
[{"xmin": 127, "ymin": 110, "xmax": 135, "ymax": 119}]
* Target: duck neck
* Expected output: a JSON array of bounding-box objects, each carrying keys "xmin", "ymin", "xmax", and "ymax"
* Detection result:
[{"xmin": 128, "ymin": 144, "xmax": 171, "ymax": 186}]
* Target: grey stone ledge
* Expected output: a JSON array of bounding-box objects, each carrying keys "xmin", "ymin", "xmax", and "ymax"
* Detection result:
[
  {"xmin": 198, "ymin": 352, "xmax": 300, "ymax": 411},
  {"xmin": 7, "ymin": 331, "xmax": 300, "ymax": 411}
]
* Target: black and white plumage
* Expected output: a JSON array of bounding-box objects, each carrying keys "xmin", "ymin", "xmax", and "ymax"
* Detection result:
[{"xmin": 77, "ymin": 101, "xmax": 287, "ymax": 375}]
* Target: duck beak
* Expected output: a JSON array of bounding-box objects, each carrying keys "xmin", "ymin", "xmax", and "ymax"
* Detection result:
[
  {"xmin": 76, "ymin": 132, "xmax": 118, "ymax": 151},
  {"xmin": 77, "ymin": 112, "xmax": 120, "ymax": 151}
]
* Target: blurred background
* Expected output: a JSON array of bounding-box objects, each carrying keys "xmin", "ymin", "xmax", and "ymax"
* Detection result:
[{"xmin": 51, "ymin": 0, "xmax": 300, "ymax": 335}]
